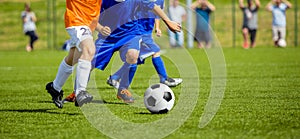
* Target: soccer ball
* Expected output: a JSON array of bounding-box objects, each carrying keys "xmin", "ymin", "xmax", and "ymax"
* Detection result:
[
  {"xmin": 144, "ymin": 83, "xmax": 175, "ymax": 114},
  {"xmin": 278, "ymin": 39, "xmax": 287, "ymax": 47}
]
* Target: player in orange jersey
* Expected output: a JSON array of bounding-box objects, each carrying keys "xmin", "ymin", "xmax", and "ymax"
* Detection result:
[{"xmin": 46, "ymin": 0, "xmax": 103, "ymax": 108}]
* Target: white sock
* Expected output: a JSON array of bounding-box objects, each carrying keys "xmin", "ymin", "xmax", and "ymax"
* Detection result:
[
  {"xmin": 75, "ymin": 59, "xmax": 91, "ymax": 96},
  {"xmin": 53, "ymin": 59, "xmax": 73, "ymax": 92}
]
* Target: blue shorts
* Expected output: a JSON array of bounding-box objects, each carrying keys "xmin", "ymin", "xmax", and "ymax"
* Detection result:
[
  {"xmin": 138, "ymin": 34, "xmax": 161, "ymax": 64},
  {"xmin": 92, "ymin": 35, "xmax": 141, "ymax": 70}
]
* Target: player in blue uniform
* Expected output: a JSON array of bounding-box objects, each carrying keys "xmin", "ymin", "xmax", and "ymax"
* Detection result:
[
  {"xmin": 63, "ymin": 0, "xmax": 181, "ymax": 103},
  {"xmin": 107, "ymin": 0, "xmax": 183, "ymax": 89}
]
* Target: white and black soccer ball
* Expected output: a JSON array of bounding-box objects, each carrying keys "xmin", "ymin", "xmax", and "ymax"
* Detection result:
[
  {"xmin": 144, "ymin": 83, "xmax": 175, "ymax": 114},
  {"xmin": 278, "ymin": 39, "xmax": 287, "ymax": 47}
]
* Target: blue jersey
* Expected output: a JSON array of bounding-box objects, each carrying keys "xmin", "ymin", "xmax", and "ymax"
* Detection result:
[
  {"xmin": 195, "ymin": 7, "xmax": 211, "ymax": 32},
  {"xmin": 137, "ymin": 0, "xmax": 164, "ymax": 34},
  {"xmin": 98, "ymin": 0, "xmax": 155, "ymax": 43},
  {"xmin": 270, "ymin": 3, "xmax": 288, "ymax": 27}
]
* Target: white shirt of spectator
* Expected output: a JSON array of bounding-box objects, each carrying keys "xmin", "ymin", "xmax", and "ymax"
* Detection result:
[
  {"xmin": 169, "ymin": 5, "xmax": 186, "ymax": 24},
  {"xmin": 21, "ymin": 11, "xmax": 37, "ymax": 33}
]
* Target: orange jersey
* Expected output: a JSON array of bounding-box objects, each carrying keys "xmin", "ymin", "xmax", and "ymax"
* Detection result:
[{"xmin": 65, "ymin": 0, "xmax": 102, "ymax": 31}]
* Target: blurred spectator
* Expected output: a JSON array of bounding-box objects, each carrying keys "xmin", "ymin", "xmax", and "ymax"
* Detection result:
[
  {"xmin": 266, "ymin": 0, "xmax": 292, "ymax": 47},
  {"xmin": 21, "ymin": 3, "xmax": 38, "ymax": 52},
  {"xmin": 191, "ymin": 0, "xmax": 215, "ymax": 48},
  {"xmin": 239, "ymin": 0, "xmax": 260, "ymax": 49},
  {"xmin": 168, "ymin": 0, "xmax": 186, "ymax": 48}
]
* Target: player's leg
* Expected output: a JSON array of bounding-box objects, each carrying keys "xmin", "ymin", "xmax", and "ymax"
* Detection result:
[
  {"xmin": 141, "ymin": 35, "xmax": 182, "ymax": 87},
  {"xmin": 152, "ymin": 52, "xmax": 182, "ymax": 87},
  {"xmin": 74, "ymin": 36, "xmax": 95, "ymax": 107},
  {"xmin": 30, "ymin": 31, "xmax": 38, "ymax": 50},
  {"xmin": 107, "ymin": 66, "xmax": 123, "ymax": 89},
  {"xmin": 279, "ymin": 27, "xmax": 286, "ymax": 42},
  {"xmin": 46, "ymin": 45, "xmax": 76, "ymax": 108},
  {"xmin": 197, "ymin": 41, "xmax": 203, "ymax": 48},
  {"xmin": 169, "ymin": 31, "xmax": 176, "ymax": 47},
  {"xmin": 117, "ymin": 49, "xmax": 138, "ymax": 103},
  {"xmin": 204, "ymin": 31, "xmax": 212, "ymax": 48},
  {"xmin": 116, "ymin": 37, "xmax": 141, "ymax": 103},
  {"xmin": 272, "ymin": 26, "xmax": 279, "ymax": 47},
  {"xmin": 195, "ymin": 31, "xmax": 204, "ymax": 48},
  {"xmin": 249, "ymin": 29, "xmax": 257, "ymax": 48},
  {"xmin": 64, "ymin": 68, "xmax": 93, "ymax": 105},
  {"xmin": 48, "ymin": 27, "xmax": 83, "ymax": 102},
  {"xmin": 176, "ymin": 31, "xmax": 184, "ymax": 48},
  {"xmin": 152, "ymin": 52, "xmax": 167, "ymax": 82},
  {"xmin": 25, "ymin": 32, "xmax": 32, "ymax": 52},
  {"xmin": 26, "ymin": 31, "xmax": 38, "ymax": 50},
  {"xmin": 64, "ymin": 39, "xmax": 116, "ymax": 103},
  {"xmin": 280, "ymin": 27, "xmax": 286, "ymax": 41},
  {"xmin": 242, "ymin": 27, "xmax": 249, "ymax": 49}
]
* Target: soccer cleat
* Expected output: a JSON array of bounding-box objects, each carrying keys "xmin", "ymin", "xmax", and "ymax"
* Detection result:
[
  {"xmin": 75, "ymin": 90, "xmax": 93, "ymax": 107},
  {"xmin": 63, "ymin": 92, "xmax": 75, "ymax": 103},
  {"xmin": 161, "ymin": 77, "xmax": 183, "ymax": 87},
  {"xmin": 117, "ymin": 89, "xmax": 134, "ymax": 103},
  {"xmin": 46, "ymin": 82, "xmax": 64, "ymax": 108},
  {"xmin": 106, "ymin": 75, "xmax": 120, "ymax": 89}
]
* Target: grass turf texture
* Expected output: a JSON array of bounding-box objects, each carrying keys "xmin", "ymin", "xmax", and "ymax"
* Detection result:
[{"xmin": 0, "ymin": 48, "xmax": 299, "ymax": 138}]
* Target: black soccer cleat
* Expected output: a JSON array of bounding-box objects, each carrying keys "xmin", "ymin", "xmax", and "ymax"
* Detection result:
[
  {"xmin": 46, "ymin": 82, "xmax": 64, "ymax": 108},
  {"xmin": 75, "ymin": 90, "xmax": 93, "ymax": 107}
]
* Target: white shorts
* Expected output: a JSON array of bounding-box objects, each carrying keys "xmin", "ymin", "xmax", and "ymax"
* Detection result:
[
  {"xmin": 66, "ymin": 26, "xmax": 93, "ymax": 52},
  {"xmin": 272, "ymin": 26, "xmax": 286, "ymax": 41}
]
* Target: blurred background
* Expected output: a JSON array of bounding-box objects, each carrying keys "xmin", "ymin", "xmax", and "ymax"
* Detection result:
[{"xmin": 0, "ymin": 0, "xmax": 299, "ymax": 50}]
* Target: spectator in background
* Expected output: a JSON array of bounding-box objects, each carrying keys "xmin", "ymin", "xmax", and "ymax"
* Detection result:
[
  {"xmin": 191, "ymin": 0, "xmax": 215, "ymax": 49},
  {"xmin": 266, "ymin": 0, "xmax": 292, "ymax": 47},
  {"xmin": 168, "ymin": 0, "xmax": 186, "ymax": 48},
  {"xmin": 239, "ymin": 0, "xmax": 260, "ymax": 49},
  {"xmin": 21, "ymin": 3, "xmax": 38, "ymax": 52}
]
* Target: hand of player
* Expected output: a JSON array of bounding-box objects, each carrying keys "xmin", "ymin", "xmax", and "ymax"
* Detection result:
[
  {"xmin": 100, "ymin": 26, "xmax": 111, "ymax": 36},
  {"xmin": 165, "ymin": 20, "xmax": 181, "ymax": 33},
  {"xmin": 155, "ymin": 28, "xmax": 162, "ymax": 37}
]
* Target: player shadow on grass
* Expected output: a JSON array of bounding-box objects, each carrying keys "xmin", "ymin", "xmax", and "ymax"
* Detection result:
[
  {"xmin": 39, "ymin": 100, "xmax": 127, "ymax": 106},
  {"xmin": 0, "ymin": 108, "xmax": 79, "ymax": 115},
  {"xmin": 91, "ymin": 100, "xmax": 128, "ymax": 105}
]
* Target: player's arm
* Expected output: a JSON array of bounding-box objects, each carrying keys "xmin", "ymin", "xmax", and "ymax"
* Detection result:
[
  {"xmin": 154, "ymin": 19, "xmax": 162, "ymax": 37},
  {"xmin": 152, "ymin": 4, "xmax": 181, "ymax": 33},
  {"xmin": 191, "ymin": 0, "xmax": 200, "ymax": 10},
  {"xmin": 207, "ymin": 1, "xmax": 216, "ymax": 11},
  {"xmin": 22, "ymin": 14, "xmax": 27, "ymax": 23},
  {"xmin": 282, "ymin": 0, "xmax": 292, "ymax": 9},
  {"xmin": 254, "ymin": 0, "xmax": 261, "ymax": 9},
  {"xmin": 95, "ymin": 23, "xmax": 111, "ymax": 36},
  {"xmin": 239, "ymin": 0, "xmax": 244, "ymax": 9},
  {"xmin": 31, "ymin": 12, "xmax": 37, "ymax": 22},
  {"xmin": 266, "ymin": 1, "xmax": 273, "ymax": 12}
]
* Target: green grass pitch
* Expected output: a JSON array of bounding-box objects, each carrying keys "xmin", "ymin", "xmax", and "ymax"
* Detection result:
[{"xmin": 0, "ymin": 47, "xmax": 299, "ymax": 138}]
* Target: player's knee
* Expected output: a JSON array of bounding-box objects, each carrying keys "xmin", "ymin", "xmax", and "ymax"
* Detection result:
[
  {"xmin": 242, "ymin": 28, "xmax": 248, "ymax": 34},
  {"xmin": 126, "ymin": 49, "xmax": 139, "ymax": 64}
]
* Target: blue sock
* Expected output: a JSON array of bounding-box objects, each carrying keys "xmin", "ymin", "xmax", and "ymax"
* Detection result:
[
  {"xmin": 119, "ymin": 63, "xmax": 137, "ymax": 90},
  {"xmin": 111, "ymin": 64, "xmax": 127, "ymax": 80},
  {"xmin": 152, "ymin": 56, "xmax": 168, "ymax": 82}
]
